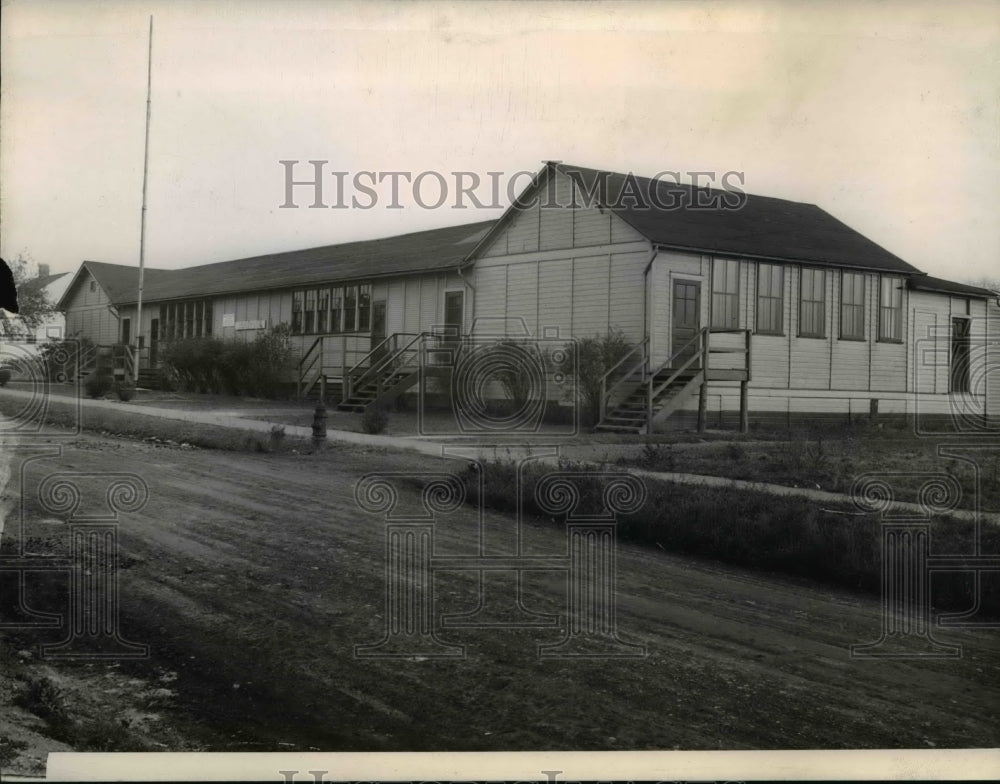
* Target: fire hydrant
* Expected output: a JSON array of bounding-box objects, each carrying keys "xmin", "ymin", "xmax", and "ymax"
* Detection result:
[{"xmin": 312, "ymin": 401, "xmax": 327, "ymax": 451}]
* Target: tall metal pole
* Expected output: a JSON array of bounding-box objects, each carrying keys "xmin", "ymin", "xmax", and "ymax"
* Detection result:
[{"xmin": 134, "ymin": 16, "xmax": 153, "ymax": 379}]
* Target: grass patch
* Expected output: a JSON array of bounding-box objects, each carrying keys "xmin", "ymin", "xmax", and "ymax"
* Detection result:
[
  {"xmin": 621, "ymin": 424, "xmax": 1000, "ymax": 510},
  {"xmin": 0, "ymin": 391, "xmax": 312, "ymax": 454},
  {"xmin": 421, "ymin": 458, "xmax": 1000, "ymax": 615}
]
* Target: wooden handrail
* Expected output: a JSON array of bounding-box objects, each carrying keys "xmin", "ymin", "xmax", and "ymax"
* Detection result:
[
  {"xmin": 646, "ymin": 328, "xmax": 707, "ymax": 402},
  {"xmin": 599, "ymin": 338, "xmax": 649, "ymax": 421},
  {"xmin": 348, "ymin": 332, "xmax": 411, "ymax": 377},
  {"xmin": 347, "ymin": 332, "xmax": 428, "ymax": 397},
  {"xmin": 297, "ymin": 336, "xmax": 323, "ymax": 371}
]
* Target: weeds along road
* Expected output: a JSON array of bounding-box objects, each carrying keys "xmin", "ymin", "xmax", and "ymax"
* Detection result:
[{"xmin": 7, "ymin": 433, "xmax": 1000, "ymax": 751}]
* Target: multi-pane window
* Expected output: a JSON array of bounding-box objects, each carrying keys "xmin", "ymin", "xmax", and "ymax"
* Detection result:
[
  {"xmin": 291, "ymin": 291, "xmax": 303, "ymax": 334},
  {"xmin": 159, "ymin": 299, "xmax": 213, "ymax": 340},
  {"xmin": 878, "ymin": 275, "xmax": 903, "ymax": 341},
  {"xmin": 290, "ymin": 283, "xmax": 374, "ymax": 334},
  {"xmin": 330, "ymin": 290, "xmax": 342, "ymax": 333},
  {"xmin": 317, "ymin": 288, "xmax": 329, "ymax": 333},
  {"xmin": 304, "ymin": 289, "xmax": 316, "ymax": 334},
  {"xmin": 756, "ymin": 263, "xmax": 784, "ymax": 334},
  {"xmin": 840, "ymin": 272, "xmax": 865, "ymax": 340},
  {"xmin": 711, "ymin": 259, "xmax": 740, "ymax": 329},
  {"xmin": 358, "ymin": 284, "xmax": 372, "ymax": 331},
  {"xmin": 343, "ymin": 286, "xmax": 358, "ymax": 332},
  {"xmin": 799, "ymin": 268, "xmax": 826, "ymax": 338}
]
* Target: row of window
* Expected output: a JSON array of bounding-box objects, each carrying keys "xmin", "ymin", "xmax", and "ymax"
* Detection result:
[
  {"xmin": 159, "ymin": 299, "xmax": 214, "ymax": 341},
  {"xmin": 291, "ymin": 284, "xmax": 372, "ymax": 335},
  {"xmin": 710, "ymin": 260, "xmax": 904, "ymax": 341}
]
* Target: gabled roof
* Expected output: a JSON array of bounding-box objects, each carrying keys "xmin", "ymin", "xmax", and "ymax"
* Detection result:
[
  {"xmin": 56, "ymin": 220, "xmax": 495, "ymax": 308},
  {"xmin": 128, "ymin": 220, "xmax": 495, "ymax": 304},
  {"xmin": 56, "ymin": 261, "xmax": 175, "ymax": 310},
  {"xmin": 908, "ymin": 274, "xmax": 997, "ymax": 298},
  {"xmin": 16, "ymin": 271, "xmax": 70, "ymax": 298},
  {"xmin": 469, "ymin": 162, "xmax": 921, "ymax": 275}
]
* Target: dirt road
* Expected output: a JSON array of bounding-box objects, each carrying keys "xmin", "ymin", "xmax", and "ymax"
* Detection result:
[{"xmin": 4, "ymin": 433, "xmax": 999, "ymax": 754}]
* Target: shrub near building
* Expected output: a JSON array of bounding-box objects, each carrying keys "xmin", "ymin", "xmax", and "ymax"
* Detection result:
[{"xmin": 161, "ymin": 326, "xmax": 293, "ymax": 398}]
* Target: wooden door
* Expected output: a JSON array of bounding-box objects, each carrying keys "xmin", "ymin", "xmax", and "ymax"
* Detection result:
[
  {"xmin": 444, "ymin": 291, "xmax": 464, "ymax": 340},
  {"xmin": 149, "ymin": 319, "xmax": 159, "ymax": 367},
  {"xmin": 950, "ymin": 317, "xmax": 970, "ymax": 393},
  {"xmin": 671, "ymin": 280, "xmax": 701, "ymax": 368}
]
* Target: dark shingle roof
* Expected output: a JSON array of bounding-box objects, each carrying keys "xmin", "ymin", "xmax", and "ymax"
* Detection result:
[
  {"xmin": 552, "ymin": 164, "xmax": 921, "ymax": 274},
  {"xmin": 16, "ymin": 271, "xmax": 69, "ymax": 298},
  {"xmin": 908, "ymin": 275, "xmax": 997, "ymax": 298},
  {"xmin": 118, "ymin": 220, "xmax": 495, "ymax": 304},
  {"xmin": 79, "ymin": 261, "xmax": 175, "ymax": 305}
]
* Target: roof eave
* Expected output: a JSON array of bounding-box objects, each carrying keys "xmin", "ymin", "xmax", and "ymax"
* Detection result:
[
  {"xmin": 651, "ymin": 242, "xmax": 920, "ymax": 275},
  {"xmin": 117, "ymin": 261, "xmax": 468, "ymax": 306}
]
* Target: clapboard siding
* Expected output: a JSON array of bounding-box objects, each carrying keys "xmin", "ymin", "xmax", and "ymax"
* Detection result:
[
  {"xmin": 480, "ymin": 169, "xmax": 645, "ymax": 258},
  {"xmin": 987, "ymin": 300, "xmax": 1000, "ymax": 419},
  {"xmin": 649, "ymin": 250, "xmax": 708, "ymax": 366},
  {"xmin": 571, "ymin": 255, "xmax": 611, "ymax": 337},
  {"xmin": 539, "ymin": 173, "xmax": 574, "ymax": 252},
  {"xmin": 788, "ymin": 266, "xmax": 834, "ymax": 390},
  {"xmin": 62, "ymin": 270, "xmax": 121, "ymax": 345},
  {"xmin": 609, "ymin": 251, "xmax": 646, "ymax": 340},
  {"xmin": 536, "ymin": 259, "xmax": 574, "ymax": 337},
  {"xmin": 506, "ymin": 262, "xmax": 539, "ymax": 335}
]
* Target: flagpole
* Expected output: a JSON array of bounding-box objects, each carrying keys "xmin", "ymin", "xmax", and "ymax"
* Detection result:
[{"xmin": 134, "ymin": 15, "xmax": 153, "ymax": 381}]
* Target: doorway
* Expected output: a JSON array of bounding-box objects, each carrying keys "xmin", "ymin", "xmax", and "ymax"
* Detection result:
[
  {"xmin": 444, "ymin": 291, "xmax": 464, "ymax": 341},
  {"xmin": 950, "ymin": 317, "xmax": 970, "ymax": 393},
  {"xmin": 671, "ymin": 280, "xmax": 701, "ymax": 368},
  {"xmin": 150, "ymin": 319, "xmax": 159, "ymax": 367}
]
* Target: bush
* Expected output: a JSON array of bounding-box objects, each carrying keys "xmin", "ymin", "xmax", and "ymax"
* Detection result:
[
  {"xmin": 160, "ymin": 325, "xmax": 293, "ymax": 398},
  {"xmin": 84, "ymin": 370, "xmax": 114, "ymax": 399},
  {"xmin": 38, "ymin": 334, "xmax": 93, "ymax": 383},
  {"xmin": 423, "ymin": 459, "xmax": 1000, "ymax": 616},
  {"xmin": 575, "ymin": 329, "xmax": 635, "ymax": 426},
  {"xmin": 116, "ymin": 381, "xmax": 136, "ymax": 402},
  {"xmin": 0, "ymin": 368, "xmax": 10, "ymax": 387},
  {"xmin": 15, "ymin": 677, "xmax": 69, "ymax": 724},
  {"xmin": 361, "ymin": 405, "xmax": 389, "ymax": 434}
]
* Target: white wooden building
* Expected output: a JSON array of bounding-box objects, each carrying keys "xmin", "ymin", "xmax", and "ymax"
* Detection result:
[{"xmin": 57, "ymin": 162, "xmax": 999, "ymax": 431}]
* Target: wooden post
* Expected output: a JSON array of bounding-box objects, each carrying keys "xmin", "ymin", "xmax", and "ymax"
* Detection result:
[
  {"xmin": 739, "ymin": 380, "xmax": 749, "ymax": 433},
  {"xmin": 697, "ymin": 381, "xmax": 707, "ymax": 433},
  {"xmin": 646, "ymin": 379, "xmax": 653, "ymax": 432},
  {"xmin": 697, "ymin": 329, "xmax": 708, "ymax": 433},
  {"xmin": 341, "ymin": 334, "xmax": 349, "ymax": 401}
]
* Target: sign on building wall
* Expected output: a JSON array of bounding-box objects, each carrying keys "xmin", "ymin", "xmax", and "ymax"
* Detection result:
[
  {"xmin": 222, "ymin": 313, "xmax": 236, "ymax": 328},
  {"xmin": 236, "ymin": 319, "xmax": 268, "ymax": 331}
]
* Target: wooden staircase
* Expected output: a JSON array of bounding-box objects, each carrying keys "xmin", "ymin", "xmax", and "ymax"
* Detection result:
[
  {"xmin": 596, "ymin": 368, "xmax": 701, "ymax": 433},
  {"xmin": 337, "ymin": 333, "xmax": 426, "ymax": 413},
  {"xmin": 296, "ymin": 332, "xmax": 428, "ymax": 413},
  {"xmin": 596, "ymin": 328, "xmax": 752, "ymax": 434}
]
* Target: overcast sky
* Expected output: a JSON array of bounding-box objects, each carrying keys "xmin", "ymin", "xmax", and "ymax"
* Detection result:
[{"xmin": 2, "ymin": 0, "xmax": 998, "ymax": 282}]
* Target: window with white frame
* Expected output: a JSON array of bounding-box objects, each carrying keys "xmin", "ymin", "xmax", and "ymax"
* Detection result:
[
  {"xmin": 291, "ymin": 283, "xmax": 373, "ymax": 335},
  {"xmin": 840, "ymin": 271, "xmax": 865, "ymax": 340},
  {"xmin": 160, "ymin": 299, "xmax": 213, "ymax": 340},
  {"xmin": 756, "ymin": 263, "xmax": 784, "ymax": 334},
  {"xmin": 878, "ymin": 275, "xmax": 903, "ymax": 341},
  {"xmin": 711, "ymin": 259, "xmax": 740, "ymax": 329},
  {"xmin": 799, "ymin": 268, "xmax": 826, "ymax": 338}
]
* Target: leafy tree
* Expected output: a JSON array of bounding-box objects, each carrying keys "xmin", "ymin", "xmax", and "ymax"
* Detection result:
[
  {"xmin": 6, "ymin": 253, "xmax": 57, "ymax": 329},
  {"xmin": 963, "ymin": 276, "xmax": 1000, "ymax": 294}
]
